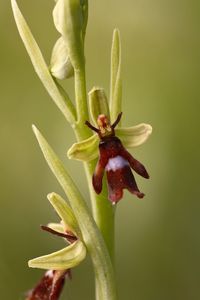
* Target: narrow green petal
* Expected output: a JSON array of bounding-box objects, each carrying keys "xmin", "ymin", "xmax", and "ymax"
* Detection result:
[
  {"xmin": 47, "ymin": 192, "xmax": 81, "ymax": 237},
  {"xmin": 67, "ymin": 134, "xmax": 99, "ymax": 161},
  {"xmin": 110, "ymin": 29, "xmax": 122, "ymax": 124},
  {"xmin": 11, "ymin": 0, "xmax": 76, "ymax": 124},
  {"xmin": 88, "ymin": 87, "xmax": 110, "ymax": 126},
  {"xmin": 116, "ymin": 123, "xmax": 152, "ymax": 148},
  {"xmin": 28, "ymin": 240, "xmax": 86, "ymax": 270}
]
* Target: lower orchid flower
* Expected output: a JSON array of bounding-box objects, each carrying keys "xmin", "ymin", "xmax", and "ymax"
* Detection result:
[{"xmin": 26, "ymin": 193, "xmax": 86, "ymax": 300}]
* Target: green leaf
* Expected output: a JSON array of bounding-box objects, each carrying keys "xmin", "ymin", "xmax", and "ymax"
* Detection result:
[
  {"xmin": 67, "ymin": 134, "xmax": 99, "ymax": 161},
  {"xmin": 11, "ymin": 0, "xmax": 76, "ymax": 124},
  {"xmin": 110, "ymin": 29, "xmax": 122, "ymax": 124},
  {"xmin": 50, "ymin": 37, "xmax": 74, "ymax": 80},
  {"xmin": 88, "ymin": 87, "xmax": 110, "ymax": 126},
  {"xmin": 116, "ymin": 123, "xmax": 152, "ymax": 148},
  {"xmin": 28, "ymin": 240, "xmax": 86, "ymax": 270},
  {"xmin": 47, "ymin": 192, "xmax": 81, "ymax": 237}
]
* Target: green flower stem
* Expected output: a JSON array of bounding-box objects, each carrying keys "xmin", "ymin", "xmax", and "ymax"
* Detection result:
[
  {"xmin": 73, "ymin": 59, "xmax": 116, "ymax": 298},
  {"xmin": 74, "ymin": 67, "xmax": 90, "ymax": 127}
]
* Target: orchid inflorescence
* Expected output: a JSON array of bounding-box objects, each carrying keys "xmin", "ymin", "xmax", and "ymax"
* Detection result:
[{"xmin": 12, "ymin": 0, "xmax": 152, "ymax": 299}]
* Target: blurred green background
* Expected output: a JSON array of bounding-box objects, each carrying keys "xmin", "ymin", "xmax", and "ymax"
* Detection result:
[{"xmin": 1, "ymin": 0, "xmax": 200, "ymax": 299}]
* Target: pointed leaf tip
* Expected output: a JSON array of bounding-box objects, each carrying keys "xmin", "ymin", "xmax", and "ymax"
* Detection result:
[
  {"xmin": 32, "ymin": 124, "xmax": 40, "ymax": 140},
  {"xmin": 32, "ymin": 124, "xmax": 37, "ymax": 132}
]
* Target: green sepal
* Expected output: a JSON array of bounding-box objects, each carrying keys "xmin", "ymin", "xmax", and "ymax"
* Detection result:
[
  {"xmin": 67, "ymin": 134, "xmax": 99, "ymax": 161},
  {"xmin": 88, "ymin": 87, "xmax": 110, "ymax": 126},
  {"xmin": 47, "ymin": 192, "xmax": 81, "ymax": 237},
  {"xmin": 50, "ymin": 37, "xmax": 74, "ymax": 80},
  {"xmin": 110, "ymin": 29, "xmax": 122, "ymax": 124},
  {"xmin": 28, "ymin": 240, "xmax": 86, "ymax": 270},
  {"xmin": 116, "ymin": 123, "xmax": 152, "ymax": 148},
  {"xmin": 11, "ymin": 0, "xmax": 76, "ymax": 124}
]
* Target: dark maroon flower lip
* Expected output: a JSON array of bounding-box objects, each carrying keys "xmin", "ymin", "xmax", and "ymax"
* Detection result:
[
  {"xmin": 85, "ymin": 112, "xmax": 149, "ymax": 204},
  {"xmin": 26, "ymin": 269, "xmax": 70, "ymax": 300}
]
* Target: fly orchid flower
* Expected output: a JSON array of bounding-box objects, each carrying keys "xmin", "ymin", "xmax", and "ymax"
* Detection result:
[
  {"xmin": 27, "ymin": 193, "xmax": 86, "ymax": 300},
  {"xmin": 67, "ymin": 86, "xmax": 152, "ymax": 204},
  {"xmin": 85, "ymin": 112, "xmax": 149, "ymax": 203}
]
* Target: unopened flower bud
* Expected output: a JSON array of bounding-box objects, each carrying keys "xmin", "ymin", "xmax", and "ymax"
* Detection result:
[
  {"xmin": 50, "ymin": 37, "xmax": 74, "ymax": 80},
  {"xmin": 53, "ymin": 0, "xmax": 88, "ymax": 69}
]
